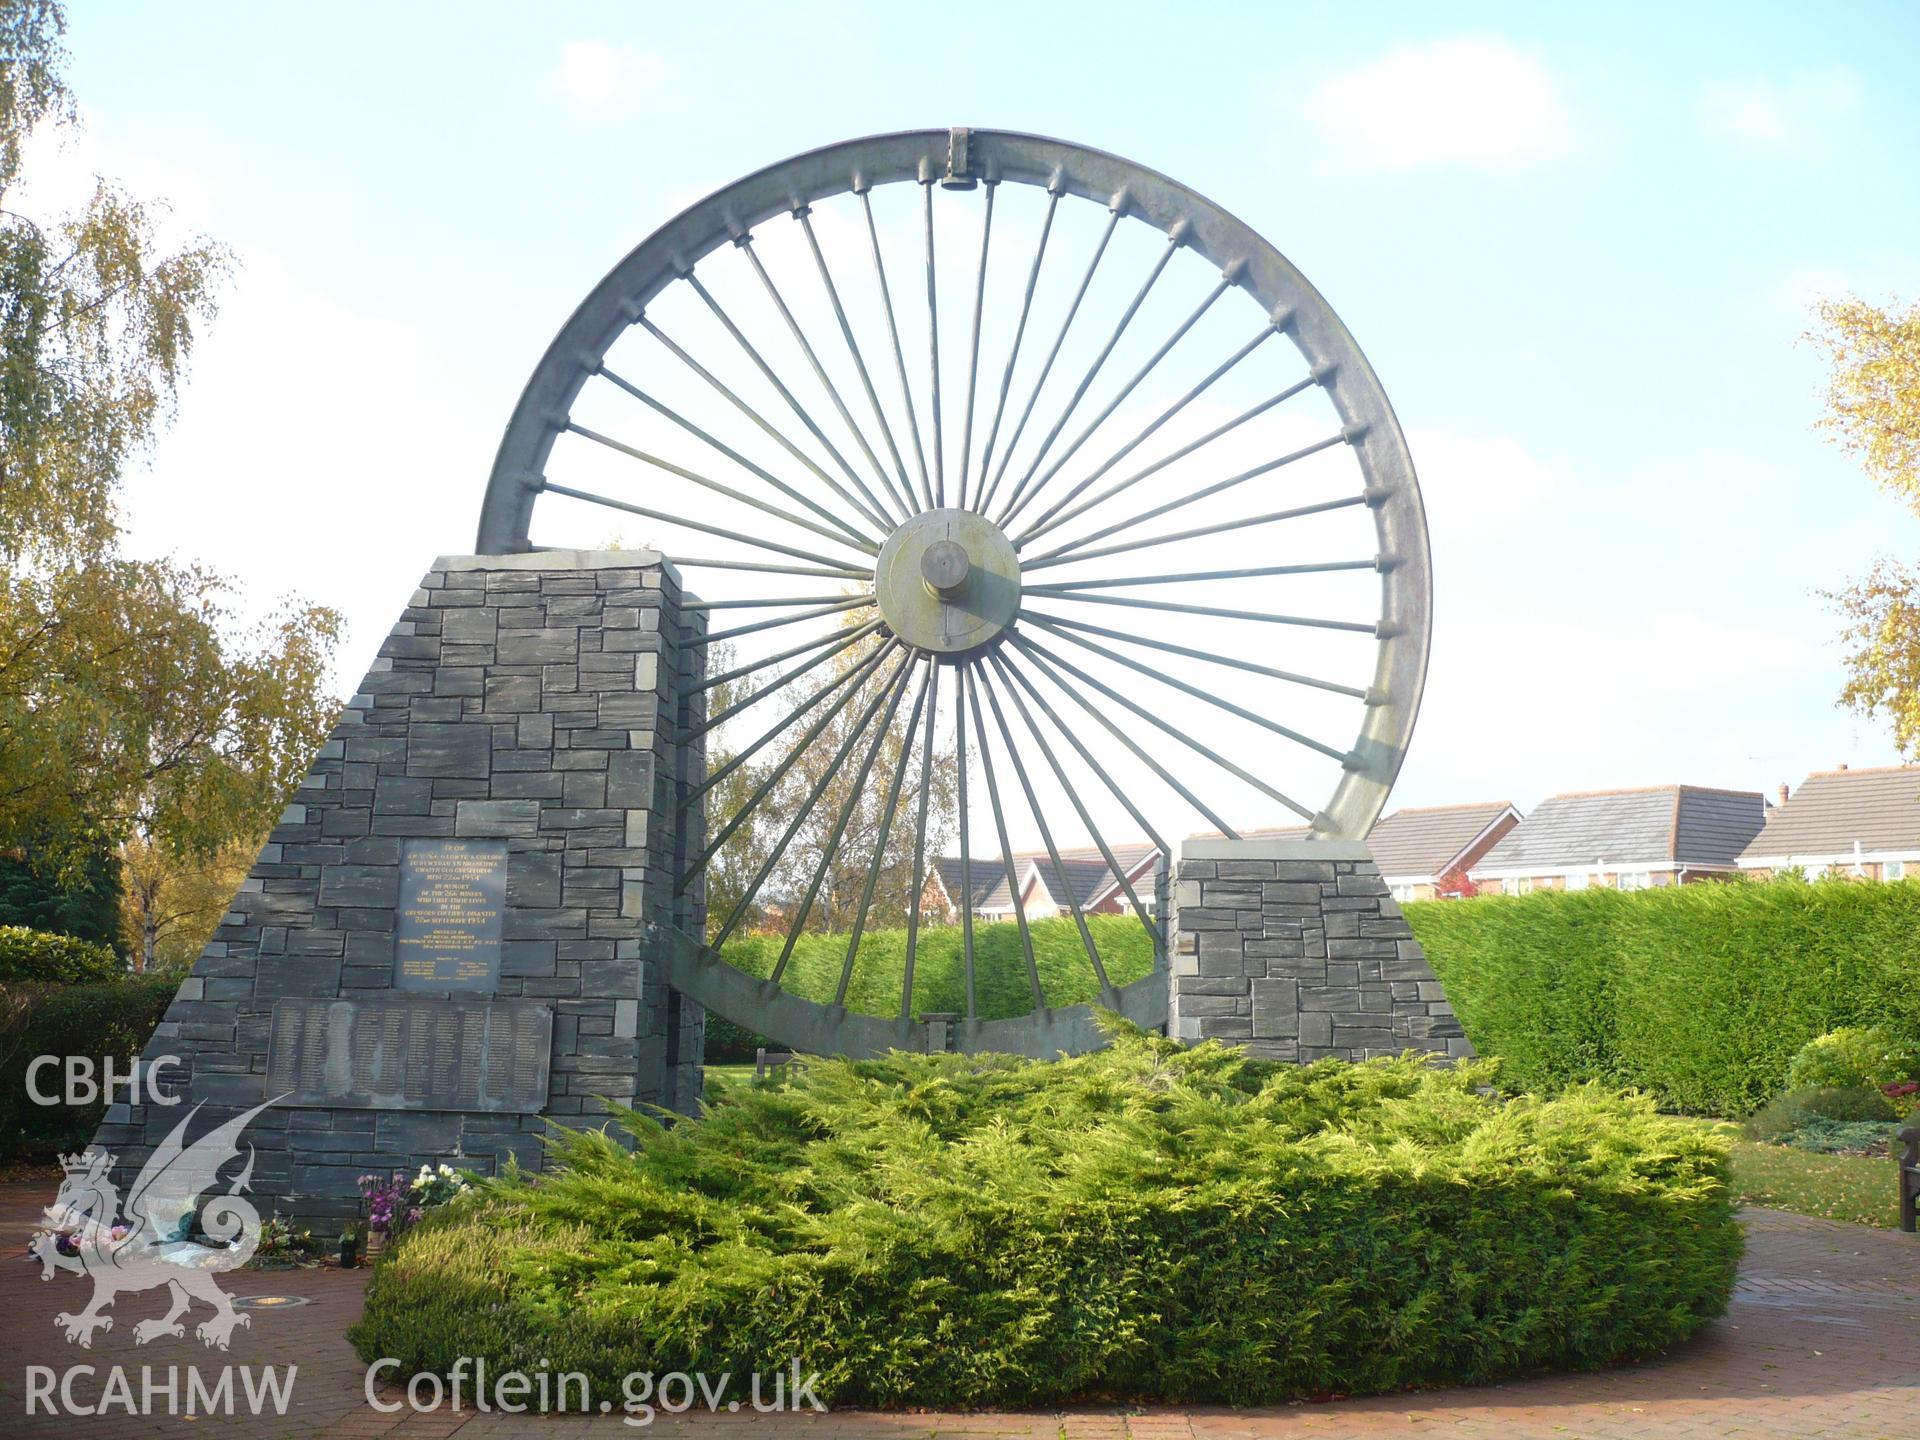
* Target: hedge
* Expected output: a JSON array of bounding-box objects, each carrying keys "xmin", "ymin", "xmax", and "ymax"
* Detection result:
[
  {"xmin": 1405, "ymin": 879, "xmax": 1920, "ymax": 1115},
  {"xmin": 0, "ymin": 977, "xmax": 176, "ymax": 1161},
  {"xmin": 352, "ymin": 1027, "xmax": 1738, "ymax": 1409},
  {"xmin": 0, "ymin": 925, "xmax": 123, "ymax": 984}
]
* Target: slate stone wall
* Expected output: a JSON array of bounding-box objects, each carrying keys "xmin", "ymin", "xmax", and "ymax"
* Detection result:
[
  {"xmin": 1168, "ymin": 838, "xmax": 1471, "ymax": 1063},
  {"xmin": 92, "ymin": 550, "xmax": 708, "ymax": 1224}
]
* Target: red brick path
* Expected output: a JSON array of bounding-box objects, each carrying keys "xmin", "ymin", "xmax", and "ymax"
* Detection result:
[{"xmin": 1, "ymin": 1182, "xmax": 1913, "ymax": 1438}]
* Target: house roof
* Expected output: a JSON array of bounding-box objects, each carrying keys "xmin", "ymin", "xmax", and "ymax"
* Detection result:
[
  {"xmin": 933, "ymin": 856, "xmax": 1004, "ymax": 911},
  {"xmin": 1739, "ymin": 766, "xmax": 1920, "ymax": 860},
  {"xmin": 1473, "ymin": 786, "xmax": 1765, "ymax": 873},
  {"xmin": 1185, "ymin": 802, "xmax": 1517, "ymax": 880},
  {"xmin": 939, "ymin": 844, "xmax": 1160, "ymax": 912},
  {"xmin": 1365, "ymin": 803, "xmax": 1518, "ymax": 879}
]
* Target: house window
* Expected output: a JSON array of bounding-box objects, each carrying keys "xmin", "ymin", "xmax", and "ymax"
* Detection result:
[
  {"xmin": 1566, "ymin": 871, "xmax": 1590, "ymax": 891},
  {"xmin": 1390, "ymin": 883, "xmax": 1416, "ymax": 902},
  {"xmin": 1888, "ymin": 860, "xmax": 1906, "ymax": 881},
  {"xmin": 1508, "ymin": 877, "xmax": 1533, "ymax": 896},
  {"xmin": 1616, "ymin": 870, "xmax": 1651, "ymax": 892}
]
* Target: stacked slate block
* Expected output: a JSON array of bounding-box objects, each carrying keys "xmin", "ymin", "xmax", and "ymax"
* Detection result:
[
  {"xmin": 92, "ymin": 549, "xmax": 708, "ymax": 1225},
  {"xmin": 1168, "ymin": 838, "xmax": 1470, "ymax": 1063}
]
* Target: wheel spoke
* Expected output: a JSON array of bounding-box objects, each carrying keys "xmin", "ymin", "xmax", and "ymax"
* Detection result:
[
  {"xmin": 993, "ymin": 230, "xmax": 1183, "ymax": 527},
  {"xmin": 681, "ymin": 633, "xmax": 894, "ymax": 807},
  {"xmin": 683, "ymin": 638, "xmax": 901, "ymax": 878},
  {"xmin": 975, "ymin": 206, "xmax": 1121, "ymax": 517},
  {"xmin": 1026, "ymin": 425, "xmax": 1350, "ymax": 566},
  {"xmin": 834, "ymin": 658, "xmax": 933, "ymax": 1007},
  {"xmin": 954, "ymin": 668, "xmax": 977, "ymax": 1020},
  {"xmin": 1013, "ymin": 635, "xmax": 1236, "ymax": 838},
  {"xmin": 954, "ymin": 182, "xmax": 995, "ymax": 510},
  {"xmin": 973, "ymin": 188, "xmax": 1060, "ymax": 510},
  {"xmin": 539, "ymin": 478, "xmax": 864, "ymax": 571},
  {"xmin": 683, "ymin": 592, "xmax": 866, "ymax": 611},
  {"xmin": 1027, "ymin": 559, "xmax": 1377, "ymax": 591},
  {"xmin": 1022, "ymin": 611, "xmax": 1354, "ymax": 762},
  {"xmin": 1020, "ymin": 608, "xmax": 1369, "ymax": 700},
  {"xmin": 962, "ymin": 666, "xmax": 1045, "ymax": 1010},
  {"xmin": 1024, "ymin": 492, "xmax": 1372, "ymax": 572},
  {"xmin": 702, "ymin": 595, "xmax": 874, "ymax": 646},
  {"xmin": 990, "ymin": 651, "xmax": 1164, "ymax": 949},
  {"xmin": 900, "ymin": 661, "xmax": 940, "ymax": 1023},
  {"xmin": 598, "ymin": 364, "xmax": 880, "ymax": 549},
  {"xmin": 565, "ymin": 419, "xmax": 877, "ymax": 558},
  {"xmin": 975, "ymin": 661, "xmax": 1117, "ymax": 1005},
  {"xmin": 1016, "ymin": 352, "xmax": 1302, "ymax": 548},
  {"xmin": 686, "ymin": 618, "xmax": 880, "ymax": 744},
  {"xmin": 703, "ymin": 648, "xmax": 913, "ymax": 942},
  {"xmin": 1022, "ymin": 585, "xmax": 1378, "ymax": 633},
  {"xmin": 999, "ymin": 268, "xmax": 1232, "ymax": 533},
  {"xmin": 797, "ymin": 209, "xmax": 920, "ymax": 518},
  {"xmin": 771, "ymin": 655, "xmax": 919, "ymax": 986},
  {"xmin": 1015, "ymin": 630, "xmax": 1314, "ymax": 822},
  {"xmin": 693, "ymin": 616, "xmax": 883, "ymax": 694},
  {"xmin": 638, "ymin": 312, "xmax": 893, "ymax": 535},
  {"xmin": 685, "ymin": 269, "xmax": 904, "ymax": 529},
  {"xmin": 671, "ymin": 555, "xmax": 870, "ymax": 580},
  {"xmin": 857, "ymin": 189, "xmax": 933, "ymax": 510},
  {"xmin": 740, "ymin": 232, "xmax": 910, "ymax": 523},
  {"xmin": 922, "ymin": 181, "xmax": 945, "ymax": 508}
]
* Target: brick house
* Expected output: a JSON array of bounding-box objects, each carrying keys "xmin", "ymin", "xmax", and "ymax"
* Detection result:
[
  {"xmin": 1737, "ymin": 765, "xmax": 1920, "ymax": 879},
  {"xmin": 932, "ymin": 844, "xmax": 1163, "ymax": 922},
  {"xmin": 1468, "ymin": 785, "xmax": 1766, "ymax": 894}
]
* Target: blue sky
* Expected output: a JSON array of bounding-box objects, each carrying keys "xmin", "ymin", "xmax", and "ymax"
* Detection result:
[{"xmin": 48, "ymin": 2, "xmax": 1920, "ymax": 837}]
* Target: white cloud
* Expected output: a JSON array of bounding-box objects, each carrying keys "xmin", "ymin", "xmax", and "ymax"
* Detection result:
[
  {"xmin": 556, "ymin": 40, "xmax": 661, "ymax": 109},
  {"xmin": 1407, "ymin": 428, "xmax": 1566, "ymax": 543},
  {"xmin": 1311, "ymin": 36, "xmax": 1577, "ymax": 174},
  {"xmin": 1699, "ymin": 69, "xmax": 1861, "ymax": 153}
]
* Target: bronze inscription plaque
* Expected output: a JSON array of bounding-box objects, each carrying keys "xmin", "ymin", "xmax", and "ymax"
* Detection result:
[
  {"xmin": 393, "ymin": 838, "xmax": 506, "ymax": 992},
  {"xmin": 265, "ymin": 997, "xmax": 552, "ymax": 1112}
]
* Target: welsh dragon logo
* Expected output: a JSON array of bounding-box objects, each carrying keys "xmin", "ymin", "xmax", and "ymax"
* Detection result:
[{"xmin": 31, "ymin": 1097, "xmax": 281, "ymax": 1350}]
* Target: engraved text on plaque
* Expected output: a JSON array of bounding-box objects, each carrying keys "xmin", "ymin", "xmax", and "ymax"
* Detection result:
[
  {"xmin": 393, "ymin": 839, "xmax": 507, "ymax": 992},
  {"xmin": 266, "ymin": 997, "xmax": 552, "ymax": 1112}
]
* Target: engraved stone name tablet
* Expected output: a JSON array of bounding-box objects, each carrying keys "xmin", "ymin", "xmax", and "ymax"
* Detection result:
[
  {"xmin": 393, "ymin": 838, "xmax": 507, "ymax": 993},
  {"xmin": 265, "ymin": 997, "xmax": 552, "ymax": 1112}
]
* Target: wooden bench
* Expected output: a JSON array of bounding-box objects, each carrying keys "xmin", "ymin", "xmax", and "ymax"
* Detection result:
[{"xmin": 1900, "ymin": 1125, "xmax": 1919, "ymax": 1233}]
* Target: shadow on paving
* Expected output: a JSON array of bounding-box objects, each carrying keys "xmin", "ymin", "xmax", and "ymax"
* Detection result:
[{"xmin": 0, "ymin": 1177, "xmax": 1913, "ymax": 1439}]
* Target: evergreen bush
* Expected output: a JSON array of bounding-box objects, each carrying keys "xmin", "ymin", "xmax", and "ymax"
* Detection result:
[
  {"xmin": 0, "ymin": 976, "xmax": 175, "ymax": 1160},
  {"xmin": 352, "ymin": 1028, "xmax": 1739, "ymax": 1409},
  {"xmin": 0, "ymin": 925, "xmax": 122, "ymax": 983},
  {"xmin": 1405, "ymin": 880, "xmax": 1920, "ymax": 1114}
]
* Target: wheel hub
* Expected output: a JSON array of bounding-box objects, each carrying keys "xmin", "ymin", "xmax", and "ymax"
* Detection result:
[{"xmin": 875, "ymin": 508, "xmax": 1021, "ymax": 656}]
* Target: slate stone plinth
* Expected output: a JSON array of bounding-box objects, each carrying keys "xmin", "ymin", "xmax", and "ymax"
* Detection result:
[
  {"xmin": 1168, "ymin": 838, "xmax": 1472, "ymax": 1064},
  {"xmin": 91, "ymin": 550, "xmax": 709, "ymax": 1224}
]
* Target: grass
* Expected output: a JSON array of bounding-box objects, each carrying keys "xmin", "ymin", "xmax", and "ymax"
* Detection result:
[
  {"xmin": 719, "ymin": 911, "xmax": 1155, "ymax": 1019},
  {"xmin": 1708, "ymin": 1120, "xmax": 1903, "ymax": 1228},
  {"xmin": 702, "ymin": 1062, "xmax": 755, "ymax": 1090}
]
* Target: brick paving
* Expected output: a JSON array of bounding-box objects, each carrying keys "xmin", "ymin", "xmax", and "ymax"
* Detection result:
[{"xmin": 1, "ymin": 1180, "xmax": 1913, "ymax": 1439}]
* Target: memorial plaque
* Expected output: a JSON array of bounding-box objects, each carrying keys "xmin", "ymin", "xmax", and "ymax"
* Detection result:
[
  {"xmin": 265, "ymin": 997, "xmax": 552, "ymax": 1112},
  {"xmin": 393, "ymin": 839, "xmax": 507, "ymax": 992}
]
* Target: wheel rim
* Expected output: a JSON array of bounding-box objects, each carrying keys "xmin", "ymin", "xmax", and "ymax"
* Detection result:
[{"xmin": 477, "ymin": 128, "xmax": 1432, "ymax": 1056}]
